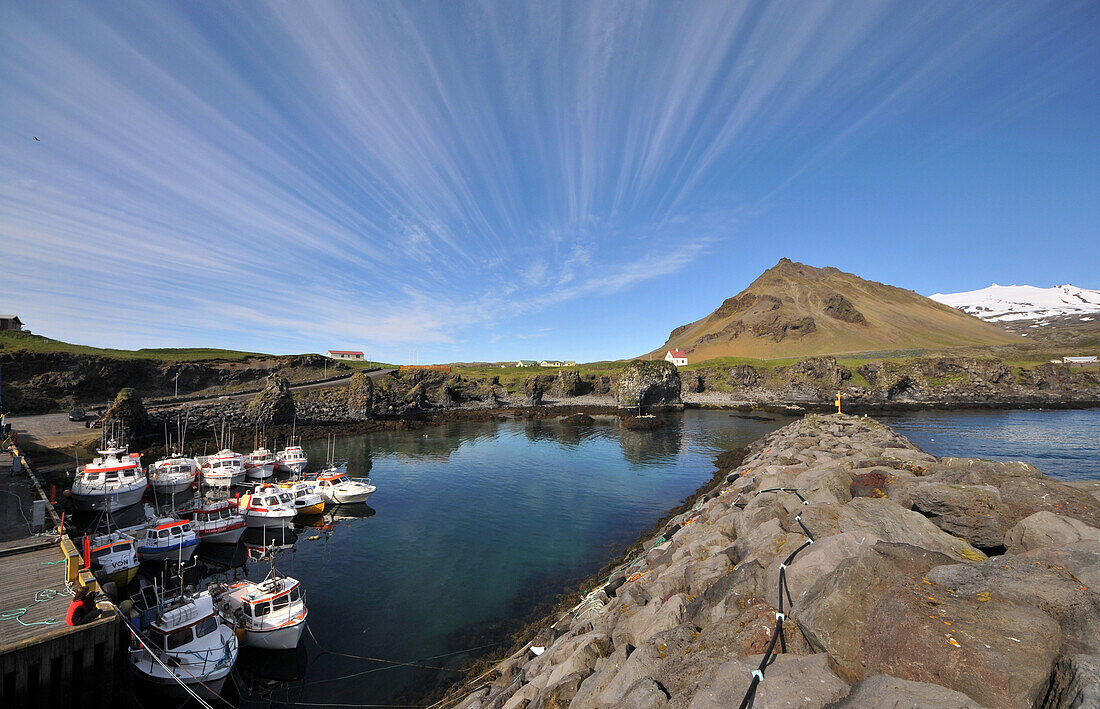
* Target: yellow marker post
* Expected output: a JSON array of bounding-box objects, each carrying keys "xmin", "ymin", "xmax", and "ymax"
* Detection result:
[{"xmin": 835, "ymin": 390, "xmax": 842, "ymax": 414}]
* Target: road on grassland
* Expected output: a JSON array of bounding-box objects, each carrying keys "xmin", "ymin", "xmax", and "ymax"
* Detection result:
[{"xmin": 5, "ymin": 368, "xmax": 395, "ymax": 449}]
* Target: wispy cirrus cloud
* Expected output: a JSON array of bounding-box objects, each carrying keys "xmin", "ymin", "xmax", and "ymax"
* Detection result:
[{"xmin": 0, "ymin": 1, "xmax": 1085, "ymax": 361}]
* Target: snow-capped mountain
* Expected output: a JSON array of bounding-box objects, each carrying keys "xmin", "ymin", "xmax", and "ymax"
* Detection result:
[{"xmin": 929, "ymin": 284, "xmax": 1100, "ymax": 323}]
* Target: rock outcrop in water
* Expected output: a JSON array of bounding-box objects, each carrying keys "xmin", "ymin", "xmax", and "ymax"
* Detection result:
[
  {"xmin": 615, "ymin": 360, "xmax": 682, "ymax": 410},
  {"xmin": 452, "ymin": 414, "xmax": 1100, "ymax": 709}
]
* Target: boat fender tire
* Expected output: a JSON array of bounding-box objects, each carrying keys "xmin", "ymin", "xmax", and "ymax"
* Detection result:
[
  {"xmin": 66, "ymin": 597, "xmax": 94, "ymax": 626},
  {"xmin": 726, "ymin": 474, "xmax": 737, "ymax": 484},
  {"xmin": 665, "ymin": 523, "xmax": 681, "ymax": 539}
]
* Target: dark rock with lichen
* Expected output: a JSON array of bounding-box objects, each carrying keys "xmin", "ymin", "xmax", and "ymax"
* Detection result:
[
  {"xmin": 615, "ymin": 360, "xmax": 682, "ymax": 410},
  {"xmin": 246, "ymin": 374, "xmax": 295, "ymax": 425},
  {"xmin": 101, "ymin": 388, "xmax": 150, "ymax": 439},
  {"xmin": 347, "ymin": 371, "xmax": 373, "ymax": 420}
]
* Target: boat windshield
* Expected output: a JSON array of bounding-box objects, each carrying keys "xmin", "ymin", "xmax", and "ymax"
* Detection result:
[
  {"xmin": 195, "ymin": 615, "xmax": 217, "ymax": 639},
  {"xmin": 160, "ymin": 626, "xmax": 193, "ymax": 651}
]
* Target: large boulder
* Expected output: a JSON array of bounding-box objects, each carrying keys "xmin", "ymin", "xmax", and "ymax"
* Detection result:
[
  {"xmin": 1044, "ymin": 654, "xmax": 1100, "ymax": 709},
  {"xmin": 837, "ymin": 497, "xmax": 987, "ymax": 562},
  {"xmin": 1004, "ymin": 511, "xmax": 1100, "ymax": 553},
  {"xmin": 245, "ymin": 374, "xmax": 295, "ymax": 425},
  {"xmin": 859, "ymin": 574, "xmax": 1061, "ymax": 709},
  {"xmin": 615, "ymin": 360, "xmax": 682, "ymax": 410},
  {"xmin": 686, "ymin": 652, "xmax": 848, "ymax": 709},
  {"xmin": 794, "ymin": 541, "xmax": 956, "ymax": 681},
  {"xmin": 907, "ymin": 481, "xmax": 1012, "ymax": 550},
  {"xmin": 346, "ymin": 371, "xmax": 373, "ymax": 420},
  {"xmin": 101, "ymin": 387, "xmax": 150, "ymax": 439},
  {"xmin": 927, "ymin": 554, "xmax": 1100, "ymax": 655},
  {"xmin": 825, "ymin": 674, "xmax": 983, "ymax": 708}
]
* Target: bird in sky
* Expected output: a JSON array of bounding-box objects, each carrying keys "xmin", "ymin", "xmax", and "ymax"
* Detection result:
[{"xmin": 33, "ymin": 136, "xmax": 40, "ymax": 141}]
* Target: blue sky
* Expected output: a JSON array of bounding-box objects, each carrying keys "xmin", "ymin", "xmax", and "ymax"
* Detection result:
[{"xmin": 2, "ymin": 1, "xmax": 1097, "ymax": 364}]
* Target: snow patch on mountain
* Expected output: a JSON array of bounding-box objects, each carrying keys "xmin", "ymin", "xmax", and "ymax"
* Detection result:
[{"xmin": 929, "ymin": 284, "xmax": 1100, "ymax": 323}]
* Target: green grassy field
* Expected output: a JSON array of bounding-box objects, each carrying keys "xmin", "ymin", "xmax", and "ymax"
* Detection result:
[{"xmin": 0, "ymin": 330, "xmax": 274, "ymax": 362}]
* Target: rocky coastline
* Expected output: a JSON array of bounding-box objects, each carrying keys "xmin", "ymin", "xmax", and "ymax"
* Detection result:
[{"xmin": 441, "ymin": 414, "xmax": 1100, "ymax": 709}]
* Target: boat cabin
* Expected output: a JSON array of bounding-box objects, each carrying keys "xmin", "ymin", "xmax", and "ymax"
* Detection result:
[
  {"xmin": 242, "ymin": 583, "xmax": 302, "ymax": 621},
  {"xmin": 92, "ymin": 536, "xmax": 135, "ymax": 561},
  {"xmin": 247, "ymin": 488, "xmax": 294, "ymax": 509},
  {"xmin": 193, "ymin": 502, "xmax": 240, "ymax": 523},
  {"xmin": 143, "ymin": 520, "xmax": 194, "ymax": 543}
]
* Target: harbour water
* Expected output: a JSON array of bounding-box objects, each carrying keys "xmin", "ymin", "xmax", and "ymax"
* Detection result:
[{"xmin": 108, "ymin": 407, "xmax": 1098, "ymax": 706}]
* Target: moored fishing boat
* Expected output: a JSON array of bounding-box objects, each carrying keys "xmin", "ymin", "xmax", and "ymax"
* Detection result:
[
  {"xmin": 183, "ymin": 498, "xmax": 246, "ymax": 544},
  {"xmin": 276, "ymin": 480, "xmax": 325, "ymax": 515},
  {"xmin": 240, "ymin": 485, "xmax": 297, "ymax": 528},
  {"xmin": 147, "ymin": 455, "xmax": 198, "ymax": 496},
  {"xmin": 70, "ymin": 441, "xmax": 147, "ymax": 512},
  {"xmin": 245, "ymin": 447, "xmax": 277, "ymax": 480},
  {"xmin": 88, "ymin": 531, "xmax": 139, "ymax": 587},
  {"xmin": 275, "ymin": 444, "xmax": 308, "ymax": 476},
  {"xmin": 313, "ymin": 467, "xmax": 376, "ymax": 505},
  {"xmin": 198, "ymin": 449, "xmax": 246, "ymax": 488},
  {"xmin": 128, "ymin": 589, "xmax": 238, "ymax": 699},
  {"xmin": 212, "ymin": 573, "xmax": 307, "ymax": 650},
  {"xmin": 134, "ymin": 518, "xmax": 199, "ymax": 562}
]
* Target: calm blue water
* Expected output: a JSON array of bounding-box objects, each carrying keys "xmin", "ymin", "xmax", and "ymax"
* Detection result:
[
  {"xmin": 197, "ymin": 408, "xmax": 1097, "ymax": 706},
  {"xmin": 877, "ymin": 408, "xmax": 1100, "ymax": 481}
]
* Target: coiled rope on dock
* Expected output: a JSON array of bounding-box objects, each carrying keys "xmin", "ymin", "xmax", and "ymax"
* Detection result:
[{"xmin": 0, "ymin": 587, "xmax": 68, "ymax": 626}]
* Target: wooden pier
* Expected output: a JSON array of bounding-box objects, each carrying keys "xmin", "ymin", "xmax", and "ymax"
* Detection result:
[{"xmin": 0, "ymin": 446, "xmax": 123, "ymax": 709}]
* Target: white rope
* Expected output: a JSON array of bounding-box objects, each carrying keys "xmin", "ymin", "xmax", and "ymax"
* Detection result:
[{"xmin": 120, "ymin": 611, "xmax": 216, "ymax": 709}]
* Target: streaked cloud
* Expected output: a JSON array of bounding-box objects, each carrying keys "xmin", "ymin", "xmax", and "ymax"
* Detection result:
[{"xmin": 0, "ymin": 1, "xmax": 1088, "ymax": 361}]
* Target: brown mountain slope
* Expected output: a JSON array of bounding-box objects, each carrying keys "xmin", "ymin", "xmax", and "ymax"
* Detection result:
[{"xmin": 653, "ymin": 259, "xmax": 1023, "ymax": 360}]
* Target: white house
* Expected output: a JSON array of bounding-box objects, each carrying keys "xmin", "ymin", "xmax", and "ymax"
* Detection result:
[
  {"xmin": 665, "ymin": 349, "xmax": 688, "ymax": 367},
  {"xmin": 516, "ymin": 360, "xmax": 537, "ymax": 368},
  {"xmin": 1064, "ymin": 356, "xmax": 1097, "ymax": 364},
  {"xmin": 539, "ymin": 360, "xmax": 564, "ymax": 368},
  {"xmin": 326, "ymin": 350, "xmax": 364, "ymax": 361}
]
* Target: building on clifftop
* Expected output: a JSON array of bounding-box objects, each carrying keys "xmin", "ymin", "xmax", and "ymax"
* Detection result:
[
  {"xmin": 665, "ymin": 348, "xmax": 688, "ymax": 366},
  {"xmin": 326, "ymin": 350, "xmax": 364, "ymax": 361},
  {"xmin": 0, "ymin": 315, "xmax": 23, "ymax": 331}
]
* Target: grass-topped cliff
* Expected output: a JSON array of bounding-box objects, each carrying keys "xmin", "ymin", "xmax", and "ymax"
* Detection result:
[{"xmin": 0, "ymin": 330, "xmax": 270, "ymax": 361}]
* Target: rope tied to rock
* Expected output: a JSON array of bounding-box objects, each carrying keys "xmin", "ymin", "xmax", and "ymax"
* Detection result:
[{"xmin": 737, "ymin": 487, "xmax": 817, "ymax": 709}]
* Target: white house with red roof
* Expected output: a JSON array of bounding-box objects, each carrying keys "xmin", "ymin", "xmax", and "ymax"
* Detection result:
[
  {"xmin": 326, "ymin": 350, "xmax": 364, "ymax": 361},
  {"xmin": 665, "ymin": 349, "xmax": 688, "ymax": 366}
]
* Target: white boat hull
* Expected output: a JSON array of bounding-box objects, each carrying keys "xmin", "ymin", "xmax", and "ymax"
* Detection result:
[
  {"xmin": 330, "ymin": 489, "xmax": 374, "ymax": 505},
  {"xmin": 71, "ymin": 485, "xmax": 147, "ymax": 512},
  {"xmin": 199, "ymin": 525, "xmax": 246, "ymax": 545},
  {"xmin": 245, "ymin": 514, "xmax": 295, "ymax": 529},
  {"xmin": 130, "ymin": 626, "xmax": 236, "ymax": 700},
  {"xmin": 241, "ymin": 619, "xmax": 306, "ymax": 650},
  {"xmin": 150, "ymin": 479, "xmax": 194, "ymax": 495},
  {"xmin": 245, "ymin": 463, "xmax": 275, "ymax": 480},
  {"xmin": 279, "ymin": 460, "xmax": 307, "ymax": 475},
  {"xmin": 202, "ymin": 472, "xmax": 245, "ymax": 489}
]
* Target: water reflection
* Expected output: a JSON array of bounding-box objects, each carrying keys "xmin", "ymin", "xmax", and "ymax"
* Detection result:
[{"xmin": 618, "ymin": 416, "xmax": 684, "ymax": 465}]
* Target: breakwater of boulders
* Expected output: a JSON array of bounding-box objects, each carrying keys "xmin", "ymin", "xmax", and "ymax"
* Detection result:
[{"xmin": 449, "ymin": 414, "xmax": 1100, "ymax": 709}]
